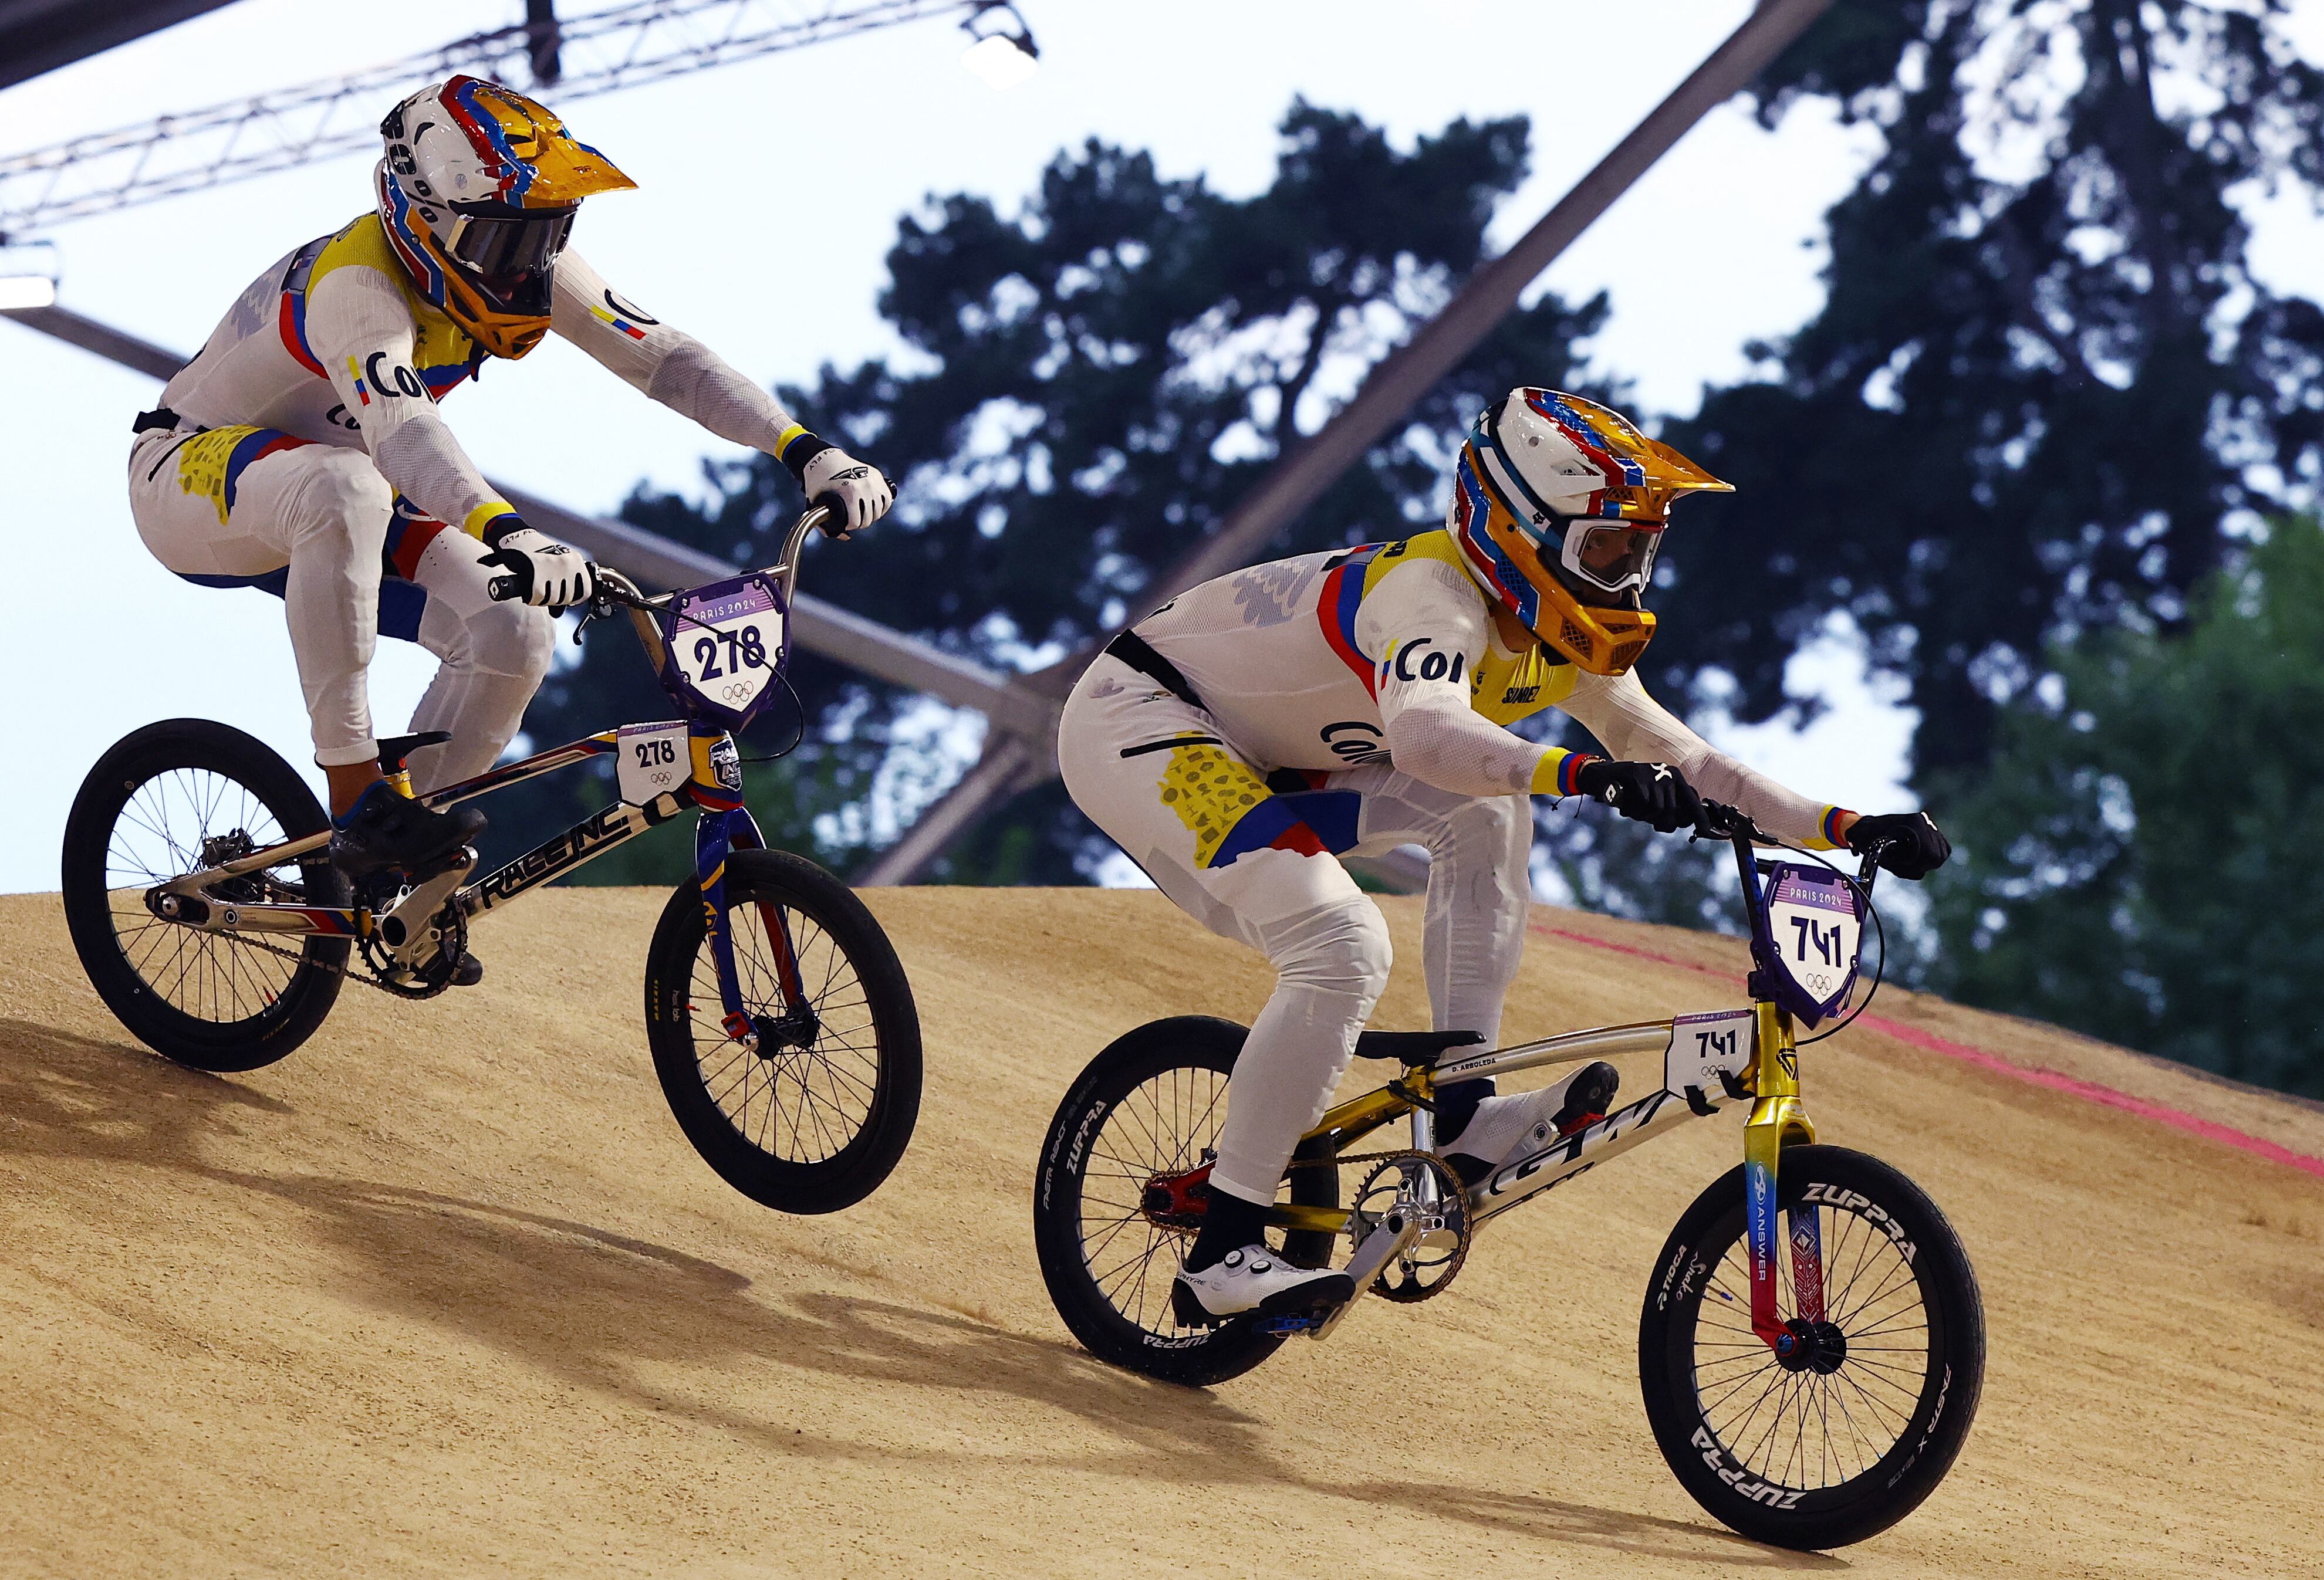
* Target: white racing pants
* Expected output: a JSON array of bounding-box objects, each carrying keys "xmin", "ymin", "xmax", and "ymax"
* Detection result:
[
  {"xmin": 128, "ymin": 425, "xmax": 554, "ymax": 791},
  {"xmin": 1059, "ymin": 652, "xmax": 1533, "ymax": 1207}
]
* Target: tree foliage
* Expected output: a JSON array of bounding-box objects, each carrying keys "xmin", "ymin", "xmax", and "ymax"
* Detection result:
[
  {"xmin": 1924, "ymin": 520, "xmax": 2324, "ymax": 1097},
  {"xmin": 1661, "ymin": 0, "xmax": 2324, "ymax": 778},
  {"xmin": 512, "ymin": 102, "xmax": 1613, "ymax": 882}
]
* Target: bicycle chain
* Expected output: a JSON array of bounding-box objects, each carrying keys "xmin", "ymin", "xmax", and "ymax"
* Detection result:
[{"xmin": 204, "ymin": 921, "xmax": 449, "ymax": 999}]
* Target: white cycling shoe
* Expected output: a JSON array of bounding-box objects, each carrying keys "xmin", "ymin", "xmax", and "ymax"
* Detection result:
[
  {"xmin": 1172, "ymin": 1244, "xmax": 1356, "ymax": 1327},
  {"xmin": 1438, "ymin": 1060, "xmax": 1620, "ymax": 1187}
]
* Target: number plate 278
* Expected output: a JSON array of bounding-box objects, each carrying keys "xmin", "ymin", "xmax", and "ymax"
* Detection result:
[{"xmin": 661, "ymin": 574, "xmax": 787, "ymax": 725}]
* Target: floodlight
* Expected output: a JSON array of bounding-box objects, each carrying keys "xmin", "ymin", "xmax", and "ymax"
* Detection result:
[
  {"xmin": 0, "ymin": 274, "xmax": 56, "ymax": 310},
  {"xmin": 961, "ymin": 2, "xmax": 1039, "ymax": 89},
  {"xmin": 0, "ymin": 240, "xmax": 58, "ymax": 310}
]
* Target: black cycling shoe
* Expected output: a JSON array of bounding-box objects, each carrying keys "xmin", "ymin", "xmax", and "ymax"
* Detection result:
[
  {"xmin": 449, "ymin": 953, "xmax": 484, "ymax": 988},
  {"xmin": 329, "ymin": 781, "xmax": 487, "ymax": 879}
]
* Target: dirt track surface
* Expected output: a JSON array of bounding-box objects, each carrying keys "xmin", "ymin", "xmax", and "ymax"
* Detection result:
[{"xmin": 4, "ymin": 887, "xmax": 2320, "ymax": 1578}]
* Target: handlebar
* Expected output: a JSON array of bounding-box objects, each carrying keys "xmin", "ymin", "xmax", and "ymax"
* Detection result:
[
  {"xmin": 1695, "ymin": 799, "xmax": 1884, "ymax": 889},
  {"xmin": 488, "ymin": 503, "xmax": 837, "ymax": 618}
]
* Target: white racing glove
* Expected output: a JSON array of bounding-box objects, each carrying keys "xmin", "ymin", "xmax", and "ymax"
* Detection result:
[
  {"xmin": 799, "ymin": 446, "xmax": 894, "ymax": 538},
  {"xmin": 480, "ymin": 524, "xmax": 599, "ymax": 611}
]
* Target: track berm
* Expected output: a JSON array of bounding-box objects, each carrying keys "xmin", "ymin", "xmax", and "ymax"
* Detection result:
[{"xmin": 3, "ymin": 888, "xmax": 2318, "ymax": 1576}]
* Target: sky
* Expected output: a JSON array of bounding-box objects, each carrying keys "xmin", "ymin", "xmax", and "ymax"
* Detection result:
[{"xmin": 0, "ymin": 1, "xmax": 2313, "ymax": 894}]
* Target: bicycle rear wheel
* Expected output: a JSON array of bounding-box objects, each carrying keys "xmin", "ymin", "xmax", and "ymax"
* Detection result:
[
  {"xmin": 60, "ymin": 718, "xmax": 349, "ymax": 1071},
  {"xmin": 643, "ymin": 848, "xmax": 921, "ymax": 1214},
  {"xmin": 1032, "ymin": 1017, "xmax": 1342, "ymax": 1388},
  {"xmin": 1637, "ymin": 1144, "xmax": 1984, "ymax": 1550}
]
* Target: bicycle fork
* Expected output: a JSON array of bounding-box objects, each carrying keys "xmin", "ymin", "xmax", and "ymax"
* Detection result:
[
  {"xmin": 1741, "ymin": 998, "xmax": 1826, "ymax": 1358},
  {"xmin": 690, "ymin": 732, "xmax": 809, "ymax": 1048}
]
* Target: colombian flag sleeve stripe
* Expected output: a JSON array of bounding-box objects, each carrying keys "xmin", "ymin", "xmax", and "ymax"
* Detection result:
[
  {"xmin": 1815, "ymin": 806, "xmax": 1854, "ymax": 850},
  {"xmin": 1531, "ymin": 749, "xmax": 1596, "ymax": 796},
  {"xmin": 465, "ymin": 500, "xmax": 519, "ymax": 540}
]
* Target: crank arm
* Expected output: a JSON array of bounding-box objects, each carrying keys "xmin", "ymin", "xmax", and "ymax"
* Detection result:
[
  {"xmin": 1310, "ymin": 1203, "xmax": 1427, "ymax": 1341},
  {"xmin": 379, "ymin": 849, "xmax": 478, "ymax": 969}
]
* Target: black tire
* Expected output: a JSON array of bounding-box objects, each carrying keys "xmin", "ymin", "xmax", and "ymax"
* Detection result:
[
  {"xmin": 643, "ymin": 848, "xmax": 920, "ymax": 1214},
  {"xmin": 61, "ymin": 719, "xmax": 349, "ymax": 1072},
  {"xmin": 1639, "ymin": 1145, "xmax": 1984, "ymax": 1550},
  {"xmin": 1032, "ymin": 1017, "xmax": 1342, "ymax": 1388}
]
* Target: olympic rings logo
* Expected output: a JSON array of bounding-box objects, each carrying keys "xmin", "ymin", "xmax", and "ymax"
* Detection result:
[{"xmin": 720, "ymin": 681, "xmax": 756, "ymax": 701}]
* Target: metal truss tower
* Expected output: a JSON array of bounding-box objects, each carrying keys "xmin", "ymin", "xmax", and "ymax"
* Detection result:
[{"xmin": 0, "ymin": 0, "xmax": 973, "ymax": 238}]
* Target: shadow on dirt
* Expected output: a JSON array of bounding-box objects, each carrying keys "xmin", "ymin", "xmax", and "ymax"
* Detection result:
[{"xmin": 0, "ymin": 1017, "xmax": 1836, "ymax": 1569}]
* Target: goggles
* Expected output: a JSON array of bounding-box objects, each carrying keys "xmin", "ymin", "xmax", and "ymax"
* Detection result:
[
  {"xmin": 1560, "ymin": 520, "xmax": 1662, "ymax": 594},
  {"xmin": 444, "ymin": 204, "xmax": 575, "ymax": 286}
]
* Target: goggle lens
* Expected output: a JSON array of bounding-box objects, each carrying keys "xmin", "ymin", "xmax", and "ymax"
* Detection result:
[
  {"xmin": 448, "ymin": 208, "xmax": 574, "ymax": 283},
  {"xmin": 1563, "ymin": 522, "xmax": 1661, "ymax": 590}
]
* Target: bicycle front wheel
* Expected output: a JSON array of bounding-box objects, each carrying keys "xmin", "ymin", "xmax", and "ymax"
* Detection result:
[
  {"xmin": 60, "ymin": 718, "xmax": 349, "ymax": 1071},
  {"xmin": 643, "ymin": 848, "xmax": 921, "ymax": 1214},
  {"xmin": 1638, "ymin": 1144, "xmax": 1984, "ymax": 1550}
]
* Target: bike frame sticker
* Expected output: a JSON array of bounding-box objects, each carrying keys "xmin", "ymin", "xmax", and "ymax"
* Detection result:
[
  {"xmin": 1745, "ymin": 1152, "xmax": 1785, "ymax": 1348},
  {"xmin": 1787, "ymin": 1202, "xmax": 1828, "ymax": 1324}
]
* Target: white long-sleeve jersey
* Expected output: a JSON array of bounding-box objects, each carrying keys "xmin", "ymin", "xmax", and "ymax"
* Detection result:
[
  {"xmin": 156, "ymin": 212, "xmax": 814, "ymax": 539},
  {"xmin": 1133, "ymin": 529, "xmax": 1852, "ymax": 848}
]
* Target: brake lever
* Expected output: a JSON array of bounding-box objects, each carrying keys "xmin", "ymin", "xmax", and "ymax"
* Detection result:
[{"xmin": 570, "ymin": 590, "xmax": 620, "ymax": 646}]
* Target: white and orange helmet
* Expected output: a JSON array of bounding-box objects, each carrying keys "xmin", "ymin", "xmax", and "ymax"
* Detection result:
[
  {"xmin": 1448, "ymin": 388, "xmax": 1732, "ymax": 675},
  {"xmin": 376, "ymin": 75, "xmax": 635, "ymax": 358}
]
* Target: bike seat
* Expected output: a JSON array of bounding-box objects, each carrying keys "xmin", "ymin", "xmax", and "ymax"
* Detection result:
[
  {"xmin": 376, "ymin": 731, "xmax": 454, "ymax": 774},
  {"xmin": 1350, "ymin": 1029, "xmax": 1485, "ymax": 1067}
]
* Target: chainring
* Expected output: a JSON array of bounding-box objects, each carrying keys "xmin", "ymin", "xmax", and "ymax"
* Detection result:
[{"xmin": 1352, "ymin": 1151, "xmax": 1471, "ymax": 1304}]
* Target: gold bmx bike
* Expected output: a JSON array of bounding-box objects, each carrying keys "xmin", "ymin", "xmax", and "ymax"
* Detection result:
[{"xmin": 1033, "ymin": 803, "xmax": 1983, "ymax": 1550}]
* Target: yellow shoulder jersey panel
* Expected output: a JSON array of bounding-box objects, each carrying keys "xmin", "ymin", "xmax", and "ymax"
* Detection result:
[
  {"xmin": 1347, "ymin": 529, "xmax": 1578, "ymax": 726},
  {"xmin": 291, "ymin": 215, "xmax": 477, "ymax": 393}
]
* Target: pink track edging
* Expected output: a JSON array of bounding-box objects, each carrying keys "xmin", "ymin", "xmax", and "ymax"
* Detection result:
[{"xmin": 1531, "ymin": 922, "xmax": 2324, "ymax": 1182}]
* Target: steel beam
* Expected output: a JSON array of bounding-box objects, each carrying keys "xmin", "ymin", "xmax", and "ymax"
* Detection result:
[
  {"xmin": 0, "ymin": 0, "xmax": 237, "ymax": 94},
  {"xmin": 854, "ymin": 732, "xmax": 1047, "ymax": 886}
]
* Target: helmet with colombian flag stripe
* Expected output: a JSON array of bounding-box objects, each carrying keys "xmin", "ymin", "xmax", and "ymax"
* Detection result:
[
  {"xmin": 375, "ymin": 75, "xmax": 635, "ymax": 359},
  {"xmin": 1447, "ymin": 388, "xmax": 1731, "ymax": 675}
]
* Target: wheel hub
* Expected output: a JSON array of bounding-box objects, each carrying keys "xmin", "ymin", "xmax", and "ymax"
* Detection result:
[
  {"xmin": 1773, "ymin": 1316, "xmax": 1850, "ymax": 1373},
  {"xmin": 1139, "ymin": 1160, "xmax": 1212, "ymax": 1233},
  {"xmin": 748, "ymin": 1003, "xmax": 820, "ymax": 1057}
]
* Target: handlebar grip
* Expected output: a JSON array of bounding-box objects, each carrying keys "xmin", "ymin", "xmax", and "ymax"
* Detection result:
[
  {"xmin": 808, "ymin": 494, "xmax": 852, "ymax": 538},
  {"xmin": 488, "ymin": 574, "xmax": 522, "ymax": 602}
]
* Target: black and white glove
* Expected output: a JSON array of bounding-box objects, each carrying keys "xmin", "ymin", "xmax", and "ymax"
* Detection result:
[
  {"xmin": 481, "ymin": 524, "xmax": 597, "ymax": 611},
  {"xmin": 1846, "ymin": 810, "xmax": 1952, "ymax": 879},
  {"xmin": 1573, "ymin": 758, "xmax": 1703, "ymax": 834},
  {"xmin": 798, "ymin": 445, "xmax": 894, "ymax": 538}
]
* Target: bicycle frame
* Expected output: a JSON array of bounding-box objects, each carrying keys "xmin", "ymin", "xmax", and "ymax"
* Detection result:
[
  {"xmin": 1264, "ymin": 813, "xmax": 1868, "ymax": 1361},
  {"xmin": 139, "ymin": 510, "xmax": 833, "ymax": 1044}
]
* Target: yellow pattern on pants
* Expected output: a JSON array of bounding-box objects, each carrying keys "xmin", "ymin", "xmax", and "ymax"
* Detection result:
[{"xmin": 1059, "ymin": 652, "xmax": 1534, "ymax": 1206}]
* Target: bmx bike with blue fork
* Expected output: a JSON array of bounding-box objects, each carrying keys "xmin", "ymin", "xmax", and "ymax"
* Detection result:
[
  {"xmin": 1033, "ymin": 803, "xmax": 1983, "ymax": 1549},
  {"xmin": 60, "ymin": 506, "xmax": 920, "ymax": 1216}
]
